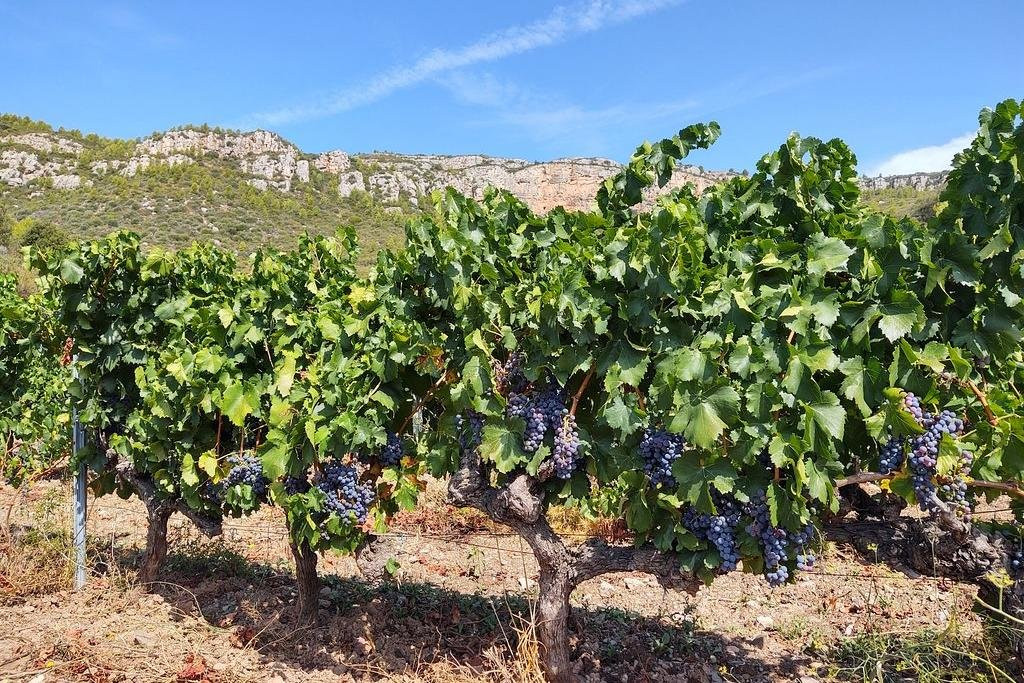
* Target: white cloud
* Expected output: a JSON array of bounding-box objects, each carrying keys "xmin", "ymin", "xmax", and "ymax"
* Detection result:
[
  {"xmin": 436, "ymin": 66, "xmax": 840, "ymax": 156},
  {"xmin": 238, "ymin": 0, "xmax": 682, "ymax": 128},
  {"xmin": 866, "ymin": 133, "xmax": 975, "ymax": 176},
  {"xmin": 437, "ymin": 71, "xmax": 698, "ymax": 146}
]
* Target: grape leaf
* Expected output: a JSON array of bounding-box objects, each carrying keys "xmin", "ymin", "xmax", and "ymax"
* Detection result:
[
  {"xmin": 877, "ymin": 291, "xmax": 925, "ymax": 341},
  {"xmin": 478, "ymin": 424, "xmax": 526, "ymax": 474},
  {"xmin": 806, "ymin": 234, "xmax": 855, "ymax": 275}
]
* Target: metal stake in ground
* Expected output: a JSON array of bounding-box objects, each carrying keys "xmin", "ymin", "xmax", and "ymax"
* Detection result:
[{"xmin": 72, "ymin": 362, "xmax": 87, "ymax": 589}]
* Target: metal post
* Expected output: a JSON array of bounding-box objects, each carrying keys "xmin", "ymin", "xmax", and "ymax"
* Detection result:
[{"xmin": 72, "ymin": 371, "xmax": 87, "ymax": 589}]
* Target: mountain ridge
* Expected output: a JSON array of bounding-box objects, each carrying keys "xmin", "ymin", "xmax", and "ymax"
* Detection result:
[{"xmin": 2, "ymin": 114, "xmax": 949, "ymax": 210}]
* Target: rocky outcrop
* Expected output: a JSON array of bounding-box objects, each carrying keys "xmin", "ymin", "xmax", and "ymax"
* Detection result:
[
  {"xmin": 857, "ymin": 171, "xmax": 947, "ymax": 191},
  {"xmin": 0, "ymin": 120, "xmax": 951, "ymax": 211},
  {"xmin": 0, "ymin": 149, "xmax": 65, "ymax": 186},
  {"xmin": 0, "ymin": 133, "xmax": 82, "ymax": 155},
  {"xmin": 313, "ymin": 150, "xmax": 352, "ymax": 175},
  {"xmin": 51, "ymin": 174, "xmax": 82, "ymax": 190},
  {"xmin": 324, "ymin": 153, "xmax": 733, "ymax": 212},
  {"xmin": 136, "ymin": 129, "xmax": 294, "ymax": 159}
]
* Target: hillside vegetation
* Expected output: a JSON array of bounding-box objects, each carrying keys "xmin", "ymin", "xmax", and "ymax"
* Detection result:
[
  {"xmin": 860, "ymin": 186, "xmax": 941, "ymax": 221},
  {"xmin": 0, "ymin": 115, "xmax": 415, "ymax": 277}
]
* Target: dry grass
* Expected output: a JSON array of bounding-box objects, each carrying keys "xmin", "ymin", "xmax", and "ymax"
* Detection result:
[
  {"xmin": 0, "ymin": 486, "xmax": 75, "ymax": 601},
  {"xmin": 351, "ymin": 607, "xmax": 546, "ymax": 683},
  {"xmin": 1, "ymin": 583, "xmax": 256, "ymax": 683}
]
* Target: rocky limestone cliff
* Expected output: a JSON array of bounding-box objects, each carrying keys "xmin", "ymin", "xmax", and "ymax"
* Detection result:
[
  {"xmin": 0, "ymin": 124, "xmax": 947, "ymax": 213},
  {"xmin": 857, "ymin": 171, "xmax": 947, "ymax": 191}
]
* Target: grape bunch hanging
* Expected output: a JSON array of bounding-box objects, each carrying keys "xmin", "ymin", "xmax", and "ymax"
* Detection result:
[
  {"xmin": 455, "ymin": 411, "xmax": 485, "ymax": 462},
  {"xmin": 378, "ymin": 431, "xmax": 404, "ymax": 467},
  {"xmin": 744, "ymin": 491, "xmax": 817, "ymax": 586},
  {"xmin": 493, "ymin": 355, "xmax": 582, "ymax": 479},
  {"xmin": 638, "ymin": 426, "xmax": 686, "ymax": 487},
  {"xmin": 878, "ymin": 392, "xmax": 973, "ymax": 516},
  {"xmin": 224, "ymin": 454, "xmax": 268, "ymax": 499},
  {"xmin": 682, "ymin": 492, "xmax": 742, "ymax": 571},
  {"xmin": 316, "ymin": 461, "xmax": 375, "ymax": 525}
]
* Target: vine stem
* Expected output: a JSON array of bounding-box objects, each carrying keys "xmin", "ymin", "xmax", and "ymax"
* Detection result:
[
  {"xmin": 96, "ymin": 257, "xmax": 121, "ymax": 301},
  {"xmin": 835, "ymin": 471, "xmax": 1024, "ymax": 500},
  {"xmin": 399, "ymin": 371, "xmax": 453, "ymax": 435},
  {"xmin": 214, "ymin": 412, "xmax": 222, "ymax": 456},
  {"xmin": 966, "ymin": 380, "xmax": 998, "ymax": 426},
  {"xmin": 569, "ymin": 367, "xmax": 595, "ymax": 418}
]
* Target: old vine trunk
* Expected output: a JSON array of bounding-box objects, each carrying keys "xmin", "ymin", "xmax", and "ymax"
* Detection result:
[
  {"xmin": 447, "ymin": 457, "xmax": 695, "ymax": 682},
  {"xmin": 291, "ymin": 539, "xmax": 320, "ymax": 625},
  {"xmin": 138, "ymin": 503, "xmax": 172, "ymax": 585},
  {"xmin": 114, "ymin": 462, "xmax": 223, "ymax": 587}
]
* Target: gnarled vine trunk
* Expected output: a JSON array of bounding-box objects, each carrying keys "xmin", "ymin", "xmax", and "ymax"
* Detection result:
[
  {"xmin": 290, "ymin": 539, "xmax": 320, "ymax": 625},
  {"xmin": 833, "ymin": 485, "xmax": 1024, "ymax": 620},
  {"xmin": 138, "ymin": 503, "xmax": 172, "ymax": 585},
  {"xmin": 448, "ymin": 463, "xmax": 1024, "ymax": 682},
  {"xmin": 448, "ymin": 458, "xmax": 694, "ymax": 682},
  {"xmin": 535, "ymin": 564, "xmax": 574, "ymax": 681},
  {"xmin": 114, "ymin": 462, "xmax": 223, "ymax": 587}
]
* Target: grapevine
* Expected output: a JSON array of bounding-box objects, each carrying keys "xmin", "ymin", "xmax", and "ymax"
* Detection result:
[{"xmin": 2, "ymin": 99, "xmax": 1023, "ymax": 683}]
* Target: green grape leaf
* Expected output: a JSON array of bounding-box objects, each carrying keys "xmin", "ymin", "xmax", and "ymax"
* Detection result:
[
  {"xmin": 220, "ymin": 382, "xmax": 259, "ymax": 426},
  {"xmin": 806, "ymin": 234, "xmax": 855, "ymax": 275},
  {"xmin": 877, "ymin": 291, "xmax": 925, "ymax": 341},
  {"xmin": 478, "ymin": 424, "xmax": 526, "ymax": 474},
  {"xmin": 803, "ymin": 390, "xmax": 846, "ymax": 442},
  {"xmin": 936, "ymin": 435, "xmax": 962, "ymax": 478}
]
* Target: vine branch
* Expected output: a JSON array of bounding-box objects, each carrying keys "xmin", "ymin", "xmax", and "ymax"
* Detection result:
[
  {"xmin": 115, "ymin": 462, "xmax": 223, "ymax": 537},
  {"xmin": 399, "ymin": 371, "xmax": 453, "ymax": 435},
  {"xmin": 835, "ymin": 470, "xmax": 1024, "ymax": 500},
  {"xmin": 569, "ymin": 366, "xmax": 595, "ymax": 418},
  {"xmin": 966, "ymin": 380, "xmax": 999, "ymax": 426}
]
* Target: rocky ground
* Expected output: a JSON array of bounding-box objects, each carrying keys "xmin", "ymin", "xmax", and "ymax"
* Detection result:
[{"xmin": 0, "ymin": 481, "xmax": 1014, "ymax": 682}]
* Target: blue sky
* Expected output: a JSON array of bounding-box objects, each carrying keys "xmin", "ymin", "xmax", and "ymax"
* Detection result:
[{"xmin": 2, "ymin": 1, "xmax": 1022, "ymax": 174}]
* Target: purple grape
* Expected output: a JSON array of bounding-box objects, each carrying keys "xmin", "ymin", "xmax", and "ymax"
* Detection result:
[
  {"xmin": 224, "ymin": 454, "xmax": 267, "ymax": 498},
  {"xmin": 879, "ymin": 435, "xmax": 905, "ymax": 474},
  {"xmin": 379, "ymin": 431, "xmax": 403, "ymax": 466},
  {"xmin": 682, "ymin": 493, "xmax": 741, "ymax": 571},
  {"xmin": 638, "ymin": 427, "xmax": 685, "ymax": 487},
  {"xmin": 317, "ymin": 462, "xmax": 375, "ymax": 525}
]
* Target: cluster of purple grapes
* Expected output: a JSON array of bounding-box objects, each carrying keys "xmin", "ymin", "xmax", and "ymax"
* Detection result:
[
  {"xmin": 518, "ymin": 387, "xmax": 565, "ymax": 451},
  {"xmin": 939, "ymin": 466, "xmax": 972, "ymax": 518},
  {"xmin": 284, "ymin": 474, "xmax": 311, "ymax": 495},
  {"xmin": 902, "ymin": 393, "xmax": 967, "ymax": 513},
  {"xmin": 1011, "ymin": 549, "xmax": 1023, "ymax": 577},
  {"xmin": 224, "ymin": 454, "xmax": 268, "ymax": 498},
  {"xmin": 316, "ymin": 461, "xmax": 375, "ymax": 525},
  {"xmin": 792, "ymin": 523, "xmax": 817, "ymax": 572},
  {"xmin": 200, "ymin": 479, "xmax": 223, "ymax": 504},
  {"xmin": 506, "ymin": 380, "xmax": 580, "ymax": 479},
  {"xmin": 379, "ymin": 432, "xmax": 403, "ymax": 467},
  {"xmin": 455, "ymin": 411, "xmax": 484, "ymax": 461},
  {"xmin": 491, "ymin": 352, "xmax": 526, "ymax": 396},
  {"xmin": 682, "ymin": 494, "xmax": 741, "ymax": 571},
  {"xmin": 879, "ymin": 435, "xmax": 906, "ymax": 474},
  {"xmin": 551, "ymin": 411, "xmax": 581, "ymax": 479},
  {"xmin": 638, "ymin": 427, "xmax": 686, "ymax": 487},
  {"xmin": 745, "ymin": 491, "xmax": 817, "ymax": 586}
]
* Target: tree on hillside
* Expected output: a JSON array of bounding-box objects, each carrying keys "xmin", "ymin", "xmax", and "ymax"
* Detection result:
[{"xmin": 11, "ymin": 217, "xmax": 69, "ymax": 251}]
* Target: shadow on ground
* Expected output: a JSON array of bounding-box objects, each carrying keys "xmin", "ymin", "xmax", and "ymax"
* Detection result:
[{"xmin": 145, "ymin": 544, "xmax": 811, "ymax": 682}]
